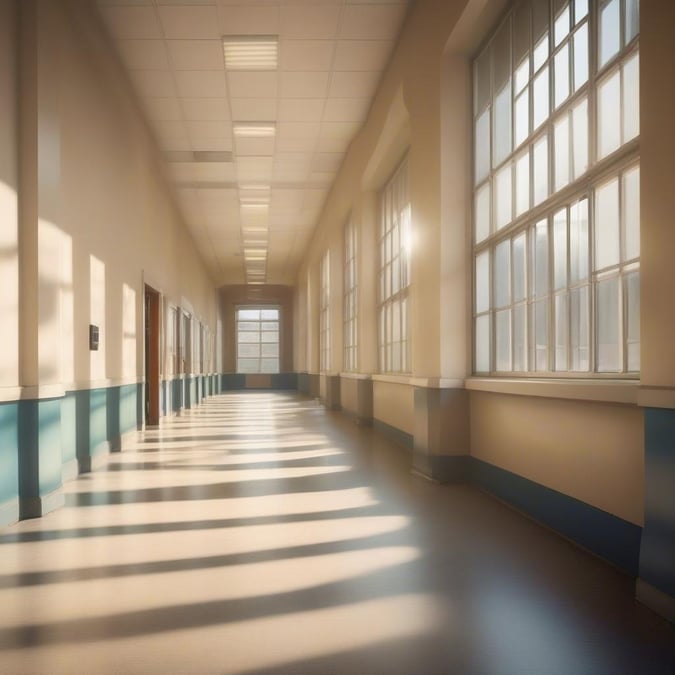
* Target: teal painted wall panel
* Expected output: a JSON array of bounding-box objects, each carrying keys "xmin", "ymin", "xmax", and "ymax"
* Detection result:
[
  {"xmin": 60, "ymin": 393, "xmax": 77, "ymax": 466},
  {"xmin": 89, "ymin": 388, "xmax": 107, "ymax": 456},
  {"xmin": 0, "ymin": 402, "xmax": 19, "ymax": 505},
  {"xmin": 38, "ymin": 399, "xmax": 63, "ymax": 495},
  {"xmin": 119, "ymin": 384, "xmax": 137, "ymax": 434}
]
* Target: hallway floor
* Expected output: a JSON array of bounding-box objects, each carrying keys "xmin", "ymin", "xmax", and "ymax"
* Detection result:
[{"xmin": 0, "ymin": 392, "xmax": 673, "ymax": 674}]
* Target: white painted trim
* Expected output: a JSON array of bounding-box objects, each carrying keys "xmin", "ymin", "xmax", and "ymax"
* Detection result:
[
  {"xmin": 465, "ymin": 377, "xmax": 639, "ymax": 404},
  {"xmin": 637, "ymin": 387, "xmax": 675, "ymax": 410},
  {"xmin": 371, "ymin": 374, "xmax": 412, "ymax": 385},
  {"xmin": 0, "ymin": 387, "xmax": 22, "ymax": 403},
  {"xmin": 18, "ymin": 384, "xmax": 66, "ymax": 400},
  {"xmin": 339, "ymin": 372, "xmax": 372, "ymax": 380},
  {"xmin": 65, "ymin": 377, "xmax": 143, "ymax": 392},
  {"xmin": 636, "ymin": 579, "xmax": 675, "ymax": 623},
  {"xmin": 410, "ymin": 377, "xmax": 466, "ymax": 389}
]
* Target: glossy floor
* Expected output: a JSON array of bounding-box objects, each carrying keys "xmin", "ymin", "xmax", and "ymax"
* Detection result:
[{"xmin": 0, "ymin": 392, "xmax": 673, "ymax": 674}]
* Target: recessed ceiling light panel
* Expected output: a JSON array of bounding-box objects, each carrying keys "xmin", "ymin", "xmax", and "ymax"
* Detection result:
[{"xmin": 223, "ymin": 36, "xmax": 278, "ymax": 70}]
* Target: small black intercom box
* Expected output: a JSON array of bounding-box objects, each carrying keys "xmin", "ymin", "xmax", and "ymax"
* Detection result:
[{"xmin": 89, "ymin": 324, "xmax": 99, "ymax": 351}]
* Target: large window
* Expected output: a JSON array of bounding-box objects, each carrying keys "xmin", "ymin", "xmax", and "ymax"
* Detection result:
[
  {"xmin": 236, "ymin": 307, "xmax": 280, "ymax": 373},
  {"xmin": 379, "ymin": 157, "xmax": 411, "ymax": 373},
  {"xmin": 320, "ymin": 250, "xmax": 330, "ymax": 372},
  {"xmin": 344, "ymin": 216, "xmax": 358, "ymax": 372},
  {"xmin": 473, "ymin": 0, "xmax": 639, "ymax": 376}
]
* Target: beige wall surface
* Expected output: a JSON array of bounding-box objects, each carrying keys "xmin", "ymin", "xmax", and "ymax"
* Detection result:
[
  {"xmin": 470, "ymin": 392, "xmax": 645, "ymax": 525},
  {"xmin": 219, "ymin": 285, "xmax": 293, "ymax": 373},
  {"xmin": 373, "ymin": 381, "xmax": 414, "ymax": 435},
  {"xmin": 18, "ymin": 0, "xmax": 218, "ymax": 390},
  {"xmin": 340, "ymin": 378, "xmax": 358, "ymax": 416}
]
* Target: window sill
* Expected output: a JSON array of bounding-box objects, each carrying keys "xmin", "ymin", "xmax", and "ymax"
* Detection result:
[{"xmin": 465, "ymin": 377, "xmax": 639, "ymax": 405}]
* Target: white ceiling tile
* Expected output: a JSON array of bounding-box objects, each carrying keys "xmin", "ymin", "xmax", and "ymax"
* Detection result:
[
  {"xmin": 141, "ymin": 96, "xmax": 183, "ymax": 121},
  {"xmin": 308, "ymin": 171, "xmax": 336, "ymax": 185},
  {"xmin": 271, "ymin": 189, "xmax": 305, "ymax": 210},
  {"xmin": 152, "ymin": 120, "xmax": 191, "ymax": 149},
  {"xmin": 230, "ymin": 98, "xmax": 277, "ymax": 121},
  {"xmin": 235, "ymin": 136, "xmax": 276, "ymax": 156},
  {"xmin": 277, "ymin": 121, "xmax": 320, "ymax": 139},
  {"xmin": 278, "ymin": 98, "xmax": 324, "ymax": 123},
  {"xmin": 181, "ymin": 97, "xmax": 230, "ymax": 121},
  {"xmin": 312, "ymin": 153, "xmax": 343, "ymax": 172},
  {"xmin": 280, "ymin": 4, "xmax": 341, "ymax": 39},
  {"xmin": 190, "ymin": 136, "xmax": 233, "ymax": 151},
  {"xmin": 197, "ymin": 188, "xmax": 238, "ymax": 207},
  {"xmin": 328, "ymin": 70, "xmax": 381, "ymax": 98},
  {"xmin": 320, "ymin": 120, "xmax": 360, "ymax": 139},
  {"xmin": 275, "ymin": 136, "xmax": 317, "ymax": 153},
  {"xmin": 303, "ymin": 189, "xmax": 329, "ymax": 208},
  {"xmin": 279, "ymin": 71, "xmax": 329, "ymax": 98},
  {"xmin": 166, "ymin": 40, "xmax": 224, "ymax": 70},
  {"xmin": 281, "ymin": 41, "xmax": 335, "ymax": 72},
  {"xmin": 158, "ymin": 5, "xmax": 221, "ymax": 39},
  {"xmin": 169, "ymin": 162, "xmax": 236, "ymax": 183},
  {"xmin": 315, "ymin": 135, "xmax": 349, "ymax": 153},
  {"xmin": 340, "ymin": 4, "xmax": 408, "ymax": 40},
  {"xmin": 174, "ymin": 70, "xmax": 228, "ymax": 98},
  {"xmin": 186, "ymin": 119, "xmax": 232, "ymax": 140},
  {"xmin": 227, "ymin": 72, "xmax": 278, "ymax": 99},
  {"xmin": 272, "ymin": 164, "xmax": 309, "ymax": 181},
  {"xmin": 129, "ymin": 70, "xmax": 176, "ymax": 98},
  {"xmin": 100, "ymin": 6, "xmax": 162, "ymax": 40},
  {"xmin": 333, "ymin": 40, "xmax": 393, "ymax": 71},
  {"xmin": 118, "ymin": 40, "xmax": 169, "ymax": 70},
  {"xmin": 218, "ymin": 5, "xmax": 279, "ymax": 34},
  {"xmin": 237, "ymin": 157, "xmax": 274, "ymax": 182},
  {"xmin": 323, "ymin": 97, "xmax": 370, "ymax": 122}
]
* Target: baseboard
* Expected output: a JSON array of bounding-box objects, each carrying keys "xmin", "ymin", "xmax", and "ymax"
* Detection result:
[
  {"xmin": 0, "ymin": 498, "xmax": 19, "ymax": 528},
  {"xmin": 20, "ymin": 489, "xmax": 65, "ymax": 520},
  {"xmin": 61, "ymin": 457, "xmax": 79, "ymax": 483},
  {"xmin": 373, "ymin": 419, "xmax": 414, "ymax": 449},
  {"xmin": 636, "ymin": 579, "xmax": 675, "ymax": 623}
]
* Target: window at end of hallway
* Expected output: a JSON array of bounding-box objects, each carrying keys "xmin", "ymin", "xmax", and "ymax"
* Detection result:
[
  {"xmin": 472, "ymin": 0, "xmax": 640, "ymax": 377},
  {"xmin": 320, "ymin": 250, "xmax": 331, "ymax": 372},
  {"xmin": 236, "ymin": 307, "xmax": 280, "ymax": 374},
  {"xmin": 379, "ymin": 157, "xmax": 411, "ymax": 374},
  {"xmin": 344, "ymin": 215, "xmax": 358, "ymax": 372}
]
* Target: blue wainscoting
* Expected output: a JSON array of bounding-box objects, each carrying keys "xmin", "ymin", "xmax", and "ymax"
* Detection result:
[
  {"xmin": 0, "ymin": 402, "xmax": 19, "ymax": 526},
  {"xmin": 640, "ymin": 408, "xmax": 675, "ymax": 600}
]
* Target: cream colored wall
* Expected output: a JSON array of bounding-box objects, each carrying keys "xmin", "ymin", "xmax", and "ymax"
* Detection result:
[
  {"xmin": 340, "ymin": 378, "xmax": 358, "ymax": 416},
  {"xmin": 373, "ymin": 381, "xmax": 415, "ymax": 435},
  {"xmin": 470, "ymin": 392, "xmax": 645, "ymax": 525},
  {"xmin": 18, "ymin": 0, "xmax": 218, "ymax": 391},
  {"xmin": 0, "ymin": 0, "xmax": 19, "ymax": 392}
]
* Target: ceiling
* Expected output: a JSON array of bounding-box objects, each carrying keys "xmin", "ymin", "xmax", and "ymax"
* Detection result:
[{"xmin": 95, "ymin": 0, "xmax": 412, "ymax": 287}]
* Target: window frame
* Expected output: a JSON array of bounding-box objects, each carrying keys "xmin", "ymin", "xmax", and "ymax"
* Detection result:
[
  {"xmin": 472, "ymin": 0, "xmax": 640, "ymax": 379},
  {"xmin": 319, "ymin": 250, "xmax": 331, "ymax": 373},
  {"xmin": 343, "ymin": 215, "xmax": 358, "ymax": 372},
  {"xmin": 235, "ymin": 305, "xmax": 281, "ymax": 374}
]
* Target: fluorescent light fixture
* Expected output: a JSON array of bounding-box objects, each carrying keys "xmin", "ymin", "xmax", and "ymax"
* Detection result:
[
  {"xmin": 240, "ymin": 202, "xmax": 269, "ymax": 210},
  {"xmin": 245, "ymin": 255, "xmax": 267, "ymax": 261},
  {"xmin": 233, "ymin": 123, "xmax": 276, "ymax": 138},
  {"xmin": 223, "ymin": 35, "xmax": 278, "ymax": 70}
]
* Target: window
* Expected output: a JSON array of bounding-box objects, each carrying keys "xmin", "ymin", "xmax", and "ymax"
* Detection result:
[
  {"xmin": 379, "ymin": 157, "xmax": 411, "ymax": 373},
  {"xmin": 320, "ymin": 250, "xmax": 330, "ymax": 372},
  {"xmin": 473, "ymin": 0, "xmax": 639, "ymax": 376},
  {"xmin": 344, "ymin": 216, "xmax": 358, "ymax": 371},
  {"xmin": 236, "ymin": 307, "xmax": 280, "ymax": 374}
]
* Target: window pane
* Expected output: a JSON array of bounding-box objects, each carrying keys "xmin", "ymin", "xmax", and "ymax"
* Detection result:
[
  {"xmin": 553, "ymin": 208, "xmax": 568, "ymax": 290},
  {"xmin": 554, "ymin": 114, "xmax": 570, "ymax": 191},
  {"xmin": 238, "ymin": 309, "xmax": 259, "ymax": 320},
  {"xmin": 475, "ymin": 182, "xmax": 491, "ymax": 243},
  {"xmin": 238, "ymin": 331, "xmax": 259, "ymax": 343},
  {"xmin": 554, "ymin": 292, "xmax": 568, "ymax": 370},
  {"xmin": 261, "ymin": 321, "xmax": 277, "ymax": 331},
  {"xmin": 598, "ymin": 70, "xmax": 621, "ymax": 159},
  {"xmin": 475, "ymin": 109, "xmax": 490, "ymax": 184},
  {"xmin": 476, "ymin": 251, "xmax": 490, "ymax": 313},
  {"xmin": 570, "ymin": 198, "xmax": 589, "ymax": 282},
  {"xmin": 571, "ymin": 97, "xmax": 588, "ymax": 178},
  {"xmin": 533, "ymin": 66, "xmax": 550, "ymax": 129},
  {"xmin": 573, "ymin": 22, "xmax": 589, "ymax": 90},
  {"xmin": 239, "ymin": 344, "xmax": 260, "ymax": 358},
  {"xmin": 599, "ymin": 0, "xmax": 620, "ymax": 68},
  {"xmin": 625, "ymin": 0, "xmax": 640, "ymax": 44},
  {"xmin": 475, "ymin": 48, "xmax": 491, "ymax": 112},
  {"xmin": 596, "ymin": 276, "xmax": 620, "ymax": 371},
  {"xmin": 475, "ymin": 315, "xmax": 490, "ymax": 372},
  {"xmin": 554, "ymin": 5, "xmax": 570, "ymax": 46},
  {"xmin": 533, "ymin": 135, "xmax": 549, "ymax": 205},
  {"xmin": 495, "ymin": 239, "xmax": 511, "ymax": 308},
  {"xmin": 533, "ymin": 219, "xmax": 549, "ymax": 297},
  {"xmin": 595, "ymin": 178, "xmax": 620, "ymax": 270},
  {"xmin": 496, "ymin": 309, "xmax": 512, "ymax": 371},
  {"xmin": 623, "ymin": 165, "xmax": 640, "ymax": 260},
  {"xmin": 515, "ymin": 90, "xmax": 529, "ymax": 147},
  {"xmin": 533, "ymin": 34, "xmax": 549, "ymax": 71},
  {"xmin": 534, "ymin": 299, "xmax": 549, "ymax": 370},
  {"xmin": 261, "ymin": 343, "xmax": 277, "ymax": 357},
  {"xmin": 261, "ymin": 331, "xmax": 279, "ymax": 343},
  {"xmin": 570, "ymin": 285, "xmax": 590, "ymax": 370},
  {"xmin": 515, "ymin": 152, "xmax": 530, "ymax": 216},
  {"xmin": 623, "ymin": 52, "xmax": 640, "ymax": 142},
  {"xmin": 494, "ymin": 83, "xmax": 513, "ymax": 166},
  {"xmin": 575, "ymin": 0, "xmax": 589, "ymax": 23},
  {"xmin": 238, "ymin": 321, "xmax": 259, "ymax": 331},
  {"xmin": 513, "ymin": 233, "xmax": 527, "ymax": 301},
  {"xmin": 515, "ymin": 58, "xmax": 529, "ymax": 93},
  {"xmin": 495, "ymin": 163, "xmax": 512, "ymax": 230},
  {"xmin": 261, "ymin": 358, "xmax": 279, "ymax": 373},
  {"xmin": 514, "ymin": 304, "xmax": 527, "ymax": 371},
  {"xmin": 261, "ymin": 309, "xmax": 278, "ymax": 320},
  {"xmin": 625, "ymin": 272, "xmax": 640, "ymax": 371},
  {"xmin": 238, "ymin": 359, "xmax": 259, "ymax": 373},
  {"xmin": 554, "ymin": 43, "xmax": 570, "ymax": 108}
]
